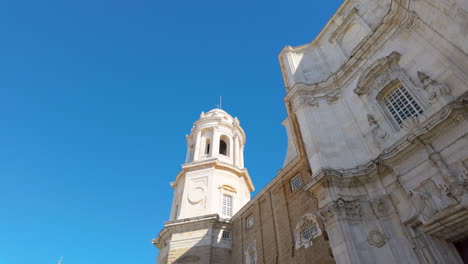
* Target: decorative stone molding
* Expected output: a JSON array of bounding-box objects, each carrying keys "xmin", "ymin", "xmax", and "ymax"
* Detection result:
[
  {"xmin": 417, "ymin": 71, "xmax": 453, "ymax": 104},
  {"xmin": 328, "ymin": 7, "xmax": 372, "ymax": 57},
  {"xmin": 399, "ymin": 10, "xmax": 419, "ymax": 30},
  {"xmin": 354, "ymin": 51, "xmax": 401, "ymax": 96},
  {"xmin": 370, "ymin": 195, "xmax": 394, "ymax": 218},
  {"xmin": 318, "ymin": 198, "xmax": 361, "ymax": 225},
  {"xmin": 302, "ymin": 95, "xmax": 319, "ymax": 108},
  {"xmin": 294, "ymin": 213, "xmax": 322, "ymax": 249},
  {"xmin": 367, "ymin": 230, "xmax": 388, "ymax": 248},
  {"xmin": 401, "ymin": 116, "xmax": 419, "ymax": 132},
  {"xmin": 244, "ymin": 240, "xmax": 257, "ymax": 264},
  {"xmin": 232, "ymin": 117, "xmax": 240, "ymax": 126},
  {"xmin": 326, "ymin": 89, "xmax": 341, "ymax": 104}
]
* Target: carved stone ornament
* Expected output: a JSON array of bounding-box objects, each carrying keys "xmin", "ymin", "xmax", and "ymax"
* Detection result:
[
  {"xmin": 177, "ymin": 255, "xmax": 200, "ymax": 262},
  {"xmin": 368, "ymin": 114, "xmax": 388, "ymax": 148},
  {"xmin": 326, "ymin": 89, "xmax": 341, "ymax": 104},
  {"xmin": 354, "ymin": 52, "xmax": 401, "ymax": 96},
  {"xmin": 187, "ymin": 187, "xmax": 205, "ymax": 204},
  {"xmin": 417, "ymin": 71, "xmax": 453, "ymax": 104},
  {"xmin": 200, "ymin": 112, "xmax": 205, "ymax": 119},
  {"xmin": 232, "ymin": 117, "xmax": 240, "ymax": 126},
  {"xmin": 401, "ymin": 116, "xmax": 419, "ymax": 132},
  {"xmin": 302, "ymin": 95, "xmax": 319, "ymax": 108},
  {"xmin": 371, "ymin": 195, "xmax": 394, "ymax": 218},
  {"xmin": 318, "ymin": 198, "xmax": 361, "ymax": 225},
  {"xmin": 367, "ymin": 230, "xmax": 388, "ymax": 247}
]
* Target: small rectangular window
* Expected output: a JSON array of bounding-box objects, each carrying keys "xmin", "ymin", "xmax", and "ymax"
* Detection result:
[
  {"xmin": 222, "ymin": 194, "xmax": 233, "ymax": 216},
  {"xmin": 222, "ymin": 230, "xmax": 231, "ymax": 240},
  {"xmin": 246, "ymin": 215, "xmax": 254, "ymax": 229},
  {"xmin": 290, "ymin": 175, "xmax": 303, "ymax": 192}
]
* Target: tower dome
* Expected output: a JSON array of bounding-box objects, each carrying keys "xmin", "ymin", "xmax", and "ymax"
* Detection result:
[{"xmin": 185, "ymin": 108, "xmax": 246, "ymax": 168}]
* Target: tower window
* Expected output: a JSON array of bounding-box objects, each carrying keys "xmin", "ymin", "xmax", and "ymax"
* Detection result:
[
  {"xmin": 290, "ymin": 175, "xmax": 303, "ymax": 192},
  {"xmin": 205, "ymin": 138, "xmax": 211, "ymax": 155},
  {"xmin": 382, "ymin": 85, "xmax": 423, "ymax": 127},
  {"xmin": 222, "ymin": 194, "xmax": 233, "ymax": 216},
  {"xmin": 219, "ymin": 139, "xmax": 227, "ymax": 155}
]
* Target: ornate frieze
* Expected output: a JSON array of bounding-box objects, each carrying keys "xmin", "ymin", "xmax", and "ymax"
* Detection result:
[{"xmin": 318, "ymin": 198, "xmax": 361, "ymax": 225}]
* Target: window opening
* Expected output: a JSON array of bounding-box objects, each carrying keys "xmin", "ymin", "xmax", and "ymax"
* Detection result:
[
  {"xmin": 219, "ymin": 140, "xmax": 227, "ymax": 155},
  {"xmin": 301, "ymin": 220, "xmax": 318, "ymax": 241},
  {"xmin": 248, "ymin": 250, "xmax": 256, "ymax": 264},
  {"xmin": 222, "ymin": 194, "xmax": 233, "ymax": 216},
  {"xmin": 382, "ymin": 85, "xmax": 423, "ymax": 127},
  {"xmin": 222, "ymin": 230, "xmax": 231, "ymax": 240},
  {"xmin": 290, "ymin": 175, "xmax": 303, "ymax": 192},
  {"xmin": 205, "ymin": 139, "xmax": 211, "ymax": 155}
]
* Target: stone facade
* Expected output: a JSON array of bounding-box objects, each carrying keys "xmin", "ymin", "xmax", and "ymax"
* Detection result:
[{"xmin": 154, "ymin": 0, "xmax": 468, "ymax": 263}]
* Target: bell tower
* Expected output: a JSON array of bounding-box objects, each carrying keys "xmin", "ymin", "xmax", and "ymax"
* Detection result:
[{"xmin": 153, "ymin": 108, "xmax": 254, "ymax": 264}]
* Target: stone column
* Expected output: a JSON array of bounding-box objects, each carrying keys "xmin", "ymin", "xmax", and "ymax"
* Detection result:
[
  {"xmin": 211, "ymin": 127, "xmax": 220, "ymax": 159},
  {"xmin": 234, "ymin": 135, "xmax": 240, "ymax": 167},
  {"xmin": 185, "ymin": 137, "xmax": 192, "ymax": 163},
  {"xmin": 193, "ymin": 130, "xmax": 202, "ymax": 161},
  {"xmin": 240, "ymin": 145, "xmax": 244, "ymax": 168},
  {"xmin": 229, "ymin": 136, "xmax": 234, "ymax": 161}
]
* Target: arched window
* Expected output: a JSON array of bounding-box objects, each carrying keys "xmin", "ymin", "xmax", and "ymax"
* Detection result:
[
  {"xmin": 380, "ymin": 82, "xmax": 423, "ymax": 128},
  {"xmin": 219, "ymin": 139, "xmax": 227, "ymax": 155},
  {"xmin": 295, "ymin": 214, "xmax": 322, "ymax": 249}
]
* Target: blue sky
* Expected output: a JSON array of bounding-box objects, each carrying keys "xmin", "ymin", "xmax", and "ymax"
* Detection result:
[{"xmin": 0, "ymin": 0, "xmax": 342, "ymax": 263}]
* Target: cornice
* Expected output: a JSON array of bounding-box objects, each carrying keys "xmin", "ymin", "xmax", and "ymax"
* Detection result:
[
  {"xmin": 152, "ymin": 214, "xmax": 230, "ymax": 248},
  {"xmin": 173, "ymin": 159, "xmax": 255, "ymax": 192}
]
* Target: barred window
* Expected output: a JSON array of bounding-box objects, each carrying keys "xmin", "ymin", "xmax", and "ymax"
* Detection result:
[
  {"xmin": 290, "ymin": 175, "xmax": 303, "ymax": 192},
  {"xmin": 301, "ymin": 220, "xmax": 318, "ymax": 241},
  {"xmin": 382, "ymin": 85, "xmax": 423, "ymax": 127},
  {"xmin": 222, "ymin": 230, "xmax": 231, "ymax": 240},
  {"xmin": 222, "ymin": 194, "xmax": 233, "ymax": 217},
  {"xmin": 249, "ymin": 250, "xmax": 256, "ymax": 264}
]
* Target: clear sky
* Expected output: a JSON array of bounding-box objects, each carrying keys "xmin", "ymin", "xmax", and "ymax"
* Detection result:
[{"xmin": 0, "ymin": 0, "xmax": 342, "ymax": 263}]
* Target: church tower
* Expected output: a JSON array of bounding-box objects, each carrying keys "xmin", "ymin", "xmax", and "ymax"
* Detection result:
[{"xmin": 153, "ymin": 108, "xmax": 254, "ymax": 264}]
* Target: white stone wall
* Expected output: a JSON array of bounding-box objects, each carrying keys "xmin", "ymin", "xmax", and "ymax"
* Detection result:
[{"xmin": 280, "ymin": 0, "xmax": 468, "ymax": 263}]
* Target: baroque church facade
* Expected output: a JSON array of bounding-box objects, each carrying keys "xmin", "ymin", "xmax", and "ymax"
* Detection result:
[{"xmin": 153, "ymin": 0, "xmax": 468, "ymax": 263}]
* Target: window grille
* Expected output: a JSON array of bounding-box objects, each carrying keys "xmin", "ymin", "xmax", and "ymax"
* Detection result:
[
  {"xmin": 222, "ymin": 194, "xmax": 233, "ymax": 216},
  {"xmin": 222, "ymin": 230, "xmax": 231, "ymax": 240},
  {"xmin": 246, "ymin": 215, "xmax": 254, "ymax": 229},
  {"xmin": 382, "ymin": 85, "xmax": 423, "ymax": 127},
  {"xmin": 290, "ymin": 175, "xmax": 303, "ymax": 192},
  {"xmin": 301, "ymin": 220, "xmax": 318, "ymax": 241},
  {"xmin": 249, "ymin": 250, "xmax": 256, "ymax": 264}
]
